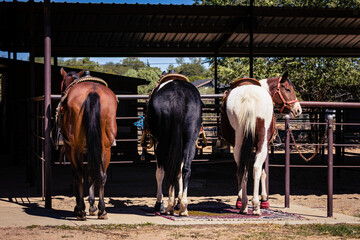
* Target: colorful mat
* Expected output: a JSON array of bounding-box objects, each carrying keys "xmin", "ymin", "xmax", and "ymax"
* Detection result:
[{"xmin": 153, "ymin": 204, "xmax": 304, "ymax": 222}]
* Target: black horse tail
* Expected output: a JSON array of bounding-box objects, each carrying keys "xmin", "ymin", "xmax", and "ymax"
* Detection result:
[
  {"xmin": 237, "ymin": 130, "xmax": 254, "ymax": 187},
  {"xmin": 157, "ymin": 118, "xmax": 183, "ymax": 188},
  {"xmin": 82, "ymin": 92, "xmax": 102, "ymax": 184}
]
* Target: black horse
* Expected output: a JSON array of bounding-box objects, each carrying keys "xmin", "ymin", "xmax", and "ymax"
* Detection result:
[{"xmin": 146, "ymin": 72, "xmax": 202, "ymax": 216}]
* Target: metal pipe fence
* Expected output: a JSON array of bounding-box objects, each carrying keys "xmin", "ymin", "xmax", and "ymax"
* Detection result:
[{"xmin": 29, "ymin": 94, "xmax": 360, "ymax": 217}]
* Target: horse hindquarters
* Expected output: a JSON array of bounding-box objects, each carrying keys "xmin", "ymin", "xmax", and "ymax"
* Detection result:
[
  {"xmin": 82, "ymin": 92, "xmax": 107, "ymax": 218},
  {"xmin": 158, "ymin": 120, "xmax": 184, "ymax": 215},
  {"xmin": 226, "ymin": 88, "xmax": 257, "ymax": 214}
]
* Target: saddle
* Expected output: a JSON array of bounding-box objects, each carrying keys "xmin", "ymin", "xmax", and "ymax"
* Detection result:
[
  {"xmin": 148, "ymin": 73, "xmax": 190, "ymax": 101},
  {"xmin": 220, "ymin": 78, "xmax": 276, "ymax": 146},
  {"xmin": 155, "ymin": 73, "xmax": 190, "ymax": 88}
]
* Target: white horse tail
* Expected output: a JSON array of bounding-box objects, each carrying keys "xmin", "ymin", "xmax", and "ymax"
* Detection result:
[
  {"xmin": 236, "ymin": 91, "xmax": 258, "ymax": 141},
  {"xmin": 228, "ymin": 89, "xmax": 259, "ymax": 187}
]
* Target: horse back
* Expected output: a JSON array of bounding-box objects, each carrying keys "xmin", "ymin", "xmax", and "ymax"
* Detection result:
[
  {"xmin": 63, "ymin": 82, "xmax": 117, "ymax": 149},
  {"xmin": 148, "ymin": 80, "xmax": 201, "ymax": 137},
  {"xmin": 220, "ymin": 81, "xmax": 267, "ymax": 146}
]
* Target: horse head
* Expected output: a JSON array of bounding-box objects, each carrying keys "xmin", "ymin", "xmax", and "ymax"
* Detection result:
[
  {"xmin": 272, "ymin": 72, "xmax": 302, "ymax": 118},
  {"xmin": 60, "ymin": 68, "xmax": 85, "ymax": 93}
]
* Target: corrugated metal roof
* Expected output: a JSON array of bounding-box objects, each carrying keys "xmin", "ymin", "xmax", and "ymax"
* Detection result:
[{"xmin": 1, "ymin": 1, "xmax": 360, "ymax": 57}]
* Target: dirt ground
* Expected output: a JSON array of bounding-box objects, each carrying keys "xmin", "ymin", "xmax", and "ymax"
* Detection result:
[
  {"xmin": 0, "ymin": 193, "xmax": 359, "ymax": 240},
  {"xmin": 0, "ymin": 149, "xmax": 359, "ymax": 239}
]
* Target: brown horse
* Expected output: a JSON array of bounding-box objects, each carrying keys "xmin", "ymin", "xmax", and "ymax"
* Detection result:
[{"xmin": 59, "ymin": 68, "xmax": 117, "ymax": 220}]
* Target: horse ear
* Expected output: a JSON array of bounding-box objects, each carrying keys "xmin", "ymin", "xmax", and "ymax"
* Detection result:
[
  {"xmin": 77, "ymin": 70, "xmax": 85, "ymax": 78},
  {"xmin": 60, "ymin": 68, "xmax": 67, "ymax": 77},
  {"xmin": 280, "ymin": 72, "xmax": 288, "ymax": 83}
]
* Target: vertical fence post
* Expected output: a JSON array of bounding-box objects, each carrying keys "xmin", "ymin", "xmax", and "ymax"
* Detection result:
[
  {"xmin": 44, "ymin": 0, "xmax": 52, "ymax": 209},
  {"xmin": 265, "ymin": 153, "xmax": 269, "ymax": 197},
  {"xmin": 285, "ymin": 114, "xmax": 290, "ymax": 208},
  {"xmin": 327, "ymin": 115, "xmax": 334, "ymax": 217}
]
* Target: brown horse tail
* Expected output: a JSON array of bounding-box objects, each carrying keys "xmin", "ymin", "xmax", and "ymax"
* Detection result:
[{"xmin": 82, "ymin": 92, "xmax": 102, "ymax": 184}]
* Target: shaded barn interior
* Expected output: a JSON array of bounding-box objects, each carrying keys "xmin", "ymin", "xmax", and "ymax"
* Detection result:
[{"xmin": 0, "ymin": 58, "xmax": 149, "ymax": 168}]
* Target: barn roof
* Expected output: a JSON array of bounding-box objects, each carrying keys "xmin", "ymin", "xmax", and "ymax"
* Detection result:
[{"xmin": 1, "ymin": 2, "xmax": 360, "ymax": 57}]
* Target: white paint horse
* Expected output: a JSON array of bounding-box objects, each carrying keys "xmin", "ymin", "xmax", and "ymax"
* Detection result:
[{"xmin": 221, "ymin": 72, "xmax": 302, "ymax": 215}]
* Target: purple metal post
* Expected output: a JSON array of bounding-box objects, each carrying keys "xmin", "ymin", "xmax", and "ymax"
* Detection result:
[
  {"xmin": 327, "ymin": 115, "xmax": 334, "ymax": 217},
  {"xmin": 44, "ymin": 0, "xmax": 52, "ymax": 209},
  {"xmin": 265, "ymin": 153, "xmax": 269, "ymax": 196},
  {"xmin": 285, "ymin": 115, "xmax": 290, "ymax": 208}
]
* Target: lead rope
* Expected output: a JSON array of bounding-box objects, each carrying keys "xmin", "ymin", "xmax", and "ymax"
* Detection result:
[{"xmin": 288, "ymin": 124, "xmax": 328, "ymax": 162}]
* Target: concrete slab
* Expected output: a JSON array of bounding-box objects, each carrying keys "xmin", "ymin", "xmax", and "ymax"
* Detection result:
[{"xmin": 0, "ymin": 196, "xmax": 358, "ymax": 227}]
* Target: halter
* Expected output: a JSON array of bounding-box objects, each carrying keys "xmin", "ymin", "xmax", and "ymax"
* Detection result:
[{"xmin": 272, "ymin": 77, "xmax": 299, "ymax": 114}]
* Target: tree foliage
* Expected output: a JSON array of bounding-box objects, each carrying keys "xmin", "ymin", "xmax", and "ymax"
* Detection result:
[
  {"xmin": 57, "ymin": 57, "xmax": 211, "ymax": 94},
  {"xmin": 208, "ymin": 57, "xmax": 360, "ymax": 101},
  {"xmin": 169, "ymin": 58, "xmax": 211, "ymax": 82},
  {"xmin": 197, "ymin": 0, "xmax": 360, "ymax": 101},
  {"xmin": 195, "ymin": 0, "xmax": 360, "ymax": 7}
]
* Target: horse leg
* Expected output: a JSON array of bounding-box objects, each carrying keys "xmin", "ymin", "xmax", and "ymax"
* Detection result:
[
  {"xmin": 154, "ymin": 165, "xmax": 165, "ymax": 213},
  {"xmin": 88, "ymin": 175, "xmax": 97, "ymax": 216},
  {"xmin": 233, "ymin": 131, "xmax": 248, "ymax": 212},
  {"xmin": 260, "ymin": 168, "xmax": 270, "ymax": 209},
  {"xmin": 98, "ymin": 149, "xmax": 110, "ymax": 219},
  {"xmin": 71, "ymin": 156, "xmax": 86, "ymax": 220},
  {"xmin": 179, "ymin": 142, "xmax": 196, "ymax": 216},
  {"xmin": 176, "ymin": 163, "xmax": 183, "ymax": 211},
  {"xmin": 252, "ymin": 144, "xmax": 268, "ymax": 215},
  {"xmin": 97, "ymin": 169, "xmax": 107, "ymax": 219},
  {"xmin": 165, "ymin": 185, "xmax": 175, "ymax": 215}
]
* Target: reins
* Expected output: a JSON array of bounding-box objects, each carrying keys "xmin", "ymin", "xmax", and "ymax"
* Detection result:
[
  {"xmin": 272, "ymin": 77, "xmax": 299, "ymax": 114},
  {"xmin": 288, "ymin": 122, "xmax": 328, "ymax": 162}
]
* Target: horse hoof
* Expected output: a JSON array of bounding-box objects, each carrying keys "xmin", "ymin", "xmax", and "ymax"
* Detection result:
[
  {"xmin": 89, "ymin": 206, "xmax": 98, "ymax": 216},
  {"xmin": 165, "ymin": 207, "xmax": 174, "ymax": 215},
  {"xmin": 253, "ymin": 209, "xmax": 262, "ymax": 215},
  {"xmin": 179, "ymin": 210, "xmax": 188, "ymax": 217},
  {"xmin": 154, "ymin": 201, "xmax": 165, "ymax": 213},
  {"xmin": 98, "ymin": 211, "xmax": 108, "ymax": 219},
  {"xmin": 165, "ymin": 211, "xmax": 174, "ymax": 216},
  {"xmin": 239, "ymin": 207, "xmax": 248, "ymax": 214},
  {"xmin": 260, "ymin": 200, "xmax": 270, "ymax": 209},
  {"xmin": 76, "ymin": 211, "xmax": 86, "ymax": 221},
  {"xmin": 76, "ymin": 216, "xmax": 87, "ymax": 221},
  {"xmin": 236, "ymin": 199, "xmax": 242, "ymax": 209}
]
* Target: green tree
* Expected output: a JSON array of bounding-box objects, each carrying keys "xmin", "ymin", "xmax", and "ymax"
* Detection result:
[
  {"xmin": 199, "ymin": 0, "xmax": 360, "ymax": 101},
  {"xmin": 195, "ymin": 0, "xmax": 360, "ymax": 7},
  {"xmin": 170, "ymin": 58, "xmax": 211, "ymax": 82},
  {"xmin": 208, "ymin": 57, "xmax": 360, "ymax": 101}
]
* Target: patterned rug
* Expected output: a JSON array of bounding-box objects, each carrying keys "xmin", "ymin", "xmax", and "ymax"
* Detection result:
[{"xmin": 152, "ymin": 204, "xmax": 304, "ymax": 222}]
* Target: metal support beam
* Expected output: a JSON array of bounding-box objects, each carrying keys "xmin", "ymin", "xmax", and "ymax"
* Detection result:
[
  {"xmin": 44, "ymin": 0, "xmax": 52, "ymax": 209},
  {"xmin": 249, "ymin": 0, "xmax": 254, "ymax": 78},
  {"xmin": 285, "ymin": 114, "xmax": 290, "ymax": 208},
  {"xmin": 214, "ymin": 57, "xmax": 218, "ymax": 94},
  {"xmin": 327, "ymin": 115, "xmax": 334, "ymax": 218}
]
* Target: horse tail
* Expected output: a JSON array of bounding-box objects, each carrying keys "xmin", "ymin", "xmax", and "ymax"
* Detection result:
[
  {"xmin": 235, "ymin": 92, "xmax": 257, "ymax": 185},
  {"xmin": 236, "ymin": 93, "xmax": 257, "ymax": 141},
  {"xmin": 157, "ymin": 117, "xmax": 183, "ymax": 188},
  {"xmin": 82, "ymin": 92, "xmax": 102, "ymax": 184}
]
